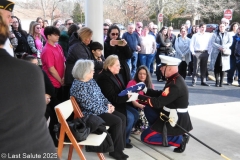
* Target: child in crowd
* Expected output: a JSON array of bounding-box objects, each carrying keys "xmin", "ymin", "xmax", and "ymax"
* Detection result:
[
  {"xmin": 41, "ymin": 26, "xmax": 65, "ymax": 102},
  {"xmin": 89, "ymin": 41, "xmax": 105, "ymax": 80}
]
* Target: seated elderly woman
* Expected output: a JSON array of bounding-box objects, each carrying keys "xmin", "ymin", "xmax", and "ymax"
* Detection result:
[
  {"xmin": 70, "ymin": 59, "xmax": 128, "ymax": 160},
  {"xmin": 97, "ymin": 55, "xmax": 139, "ymax": 149}
]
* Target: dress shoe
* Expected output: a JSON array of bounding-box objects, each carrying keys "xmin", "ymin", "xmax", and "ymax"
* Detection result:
[
  {"xmin": 119, "ymin": 151, "xmax": 129, "ymax": 158},
  {"xmin": 201, "ymin": 82, "xmax": 210, "ymax": 86},
  {"xmin": 125, "ymin": 143, "xmax": 133, "ymax": 148},
  {"xmin": 215, "ymin": 80, "xmax": 219, "ymax": 87},
  {"xmin": 173, "ymin": 134, "xmax": 190, "ymax": 153},
  {"xmin": 109, "ymin": 151, "xmax": 128, "ymax": 160}
]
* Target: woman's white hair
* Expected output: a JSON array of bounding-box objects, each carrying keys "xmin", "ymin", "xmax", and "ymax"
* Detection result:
[{"xmin": 72, "ymin": 59, "xmax": 94, "ymax": 80}]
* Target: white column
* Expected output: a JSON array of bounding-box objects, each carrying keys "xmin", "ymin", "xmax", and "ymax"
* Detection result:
[{"xmin": 85, "ymin": 0, "xmax": 103, "ymax": 45}]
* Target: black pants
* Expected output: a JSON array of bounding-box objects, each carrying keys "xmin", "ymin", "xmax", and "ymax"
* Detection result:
[
  {"xmin": 45, "ymin": 96, "xmax": 60, "ymax": 147},
  {"xmin": 214, "ymin": 52, "xmax": 224, "ymax": 85},
  {"xmin": 98, "ymin": 111, "xmax": 126, "ymax": 151},
  {"xmin": 156, "ymin": 53, "xmax": 166, "ymax": 81},
  {"xmin": 192, "ymin": 51, "xmax": 209, "ymax": 83},
  {"xmin": 178, "ymin": 61, "xmax": 187, "ymax": 79},
  {"xmin": 55, "ymin": 87, "xmax": 64, "ymax": 103},
  {"xmin": 188, "ymin": 53, "xmax": 193, "ymax": 76}
]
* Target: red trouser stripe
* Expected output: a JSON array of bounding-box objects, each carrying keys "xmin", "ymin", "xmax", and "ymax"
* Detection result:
[{"xmin": 144, "ymin": 131, "xmax": 162, "ymax": 145}]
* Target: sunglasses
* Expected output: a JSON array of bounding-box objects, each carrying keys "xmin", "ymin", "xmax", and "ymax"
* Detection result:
[
  {"xmin": 138, "ymin": 26, "xmax": 142, "ymax": 28},
  {"xmin": 67, "ymin": 23, "xmax": 73, "ymax": 25},
  {"xmin": 111, "ymin": 33, "xmax": 119, "ymax": 36},
  {"xmin": 104, "ymin": 28, "xmax": 109, "ymax": 30},
  {"xmin": 153, "ymin": 28, "xmax": 157, "ymax": 29}
]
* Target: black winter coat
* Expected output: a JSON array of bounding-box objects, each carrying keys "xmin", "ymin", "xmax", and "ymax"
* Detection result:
[
  {"xmin": 0, "ymin": 49, "xmax": 58, "ymax": 158},
  {"xmin": 156, "ymin": 33, "xmax": 174, "ymax": 54},
  {"xmin": 97, "ymin": 70, "xmax": 129, "ymax": 117},
  {"xmin": 104, "ymin": 39, "xmax": 132, "ymax": 85},
  {"xmin": 65, "ymin": 32, "xmax": 104, "ymax": 85}
]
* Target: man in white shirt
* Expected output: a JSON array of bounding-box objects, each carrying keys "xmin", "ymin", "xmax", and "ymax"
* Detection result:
[
  {"xmin": 190, "ymin": 23, "xmax": 212, "ymax": 86},
  {"xmin": 0, "ymin": 0, "xmax": 15, "ymax": 57},
  {"xmin": 186, "ymin": 20, "xmax": 192, "ymax": 34}
]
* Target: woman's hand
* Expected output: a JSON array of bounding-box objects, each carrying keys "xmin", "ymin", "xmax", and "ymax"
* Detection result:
[
  {"xmin": 110, "ymin": 39, "xmax": 116, "ymax": 46},
  {"xmin": 108, "ymin": 104, "xmax": 115, "ymax": 114},
  {"xmin": 138, "ymin": 104, "xmax": 145, "ymax": 109},
  {"xmin": 219, "ymin": 47, "xmax": 224, "ymax": 51}
]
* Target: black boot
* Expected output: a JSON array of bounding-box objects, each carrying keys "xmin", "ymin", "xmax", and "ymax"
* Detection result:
[
  {"xmin": 173, "ymin": 134, "xmax": 190, "ymax": 153},
  {"xmin": 219, "ymin": 71, "xmax": 225, "ymax": 87},
  {"xmin": 214, "ymin": 72, "xmax": 220, "ymax": 87}
]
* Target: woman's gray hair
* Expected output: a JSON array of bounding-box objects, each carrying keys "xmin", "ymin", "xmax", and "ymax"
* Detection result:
[{"xmin": 72, "ymin": 59, "xmax": 94, "ymax": 80}]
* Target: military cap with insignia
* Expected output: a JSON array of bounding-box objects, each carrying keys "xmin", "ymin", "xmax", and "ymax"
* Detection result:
[
  {"xmin": 159, "ymin": 55, "xmax": 181, "ymax": 67},
  {"xmin": 0, "ymin": 0, "xmax": 15, "ymax": 12}
]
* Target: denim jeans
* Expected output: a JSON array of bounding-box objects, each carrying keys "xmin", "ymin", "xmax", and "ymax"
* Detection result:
[
  {"xmin": 236, "ymin": 61, "xmax": 240, "ymax": 84},
  {"xmin": 126, "ymin": 105, "xmax": 139, "ymax": 143},
  {"xmin": 138, "ymin": 53, "xmax": 155, "ymax": 71},
  {"xmin": 150, "ymin": 51, "xmax": 156, "ymax": 74},
  {"xmin": 126, "ymin": 51, "xmax": 138, "ymax": 78},
  {"xmin": 143, "ymin": 105, "xmax": 159, "ymax": 126}
]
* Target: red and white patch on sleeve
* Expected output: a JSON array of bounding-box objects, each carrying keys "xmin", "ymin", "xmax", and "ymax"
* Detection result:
[{"xmin": 162, "ymin": 87, "xmax": 170, "ymax": 97}]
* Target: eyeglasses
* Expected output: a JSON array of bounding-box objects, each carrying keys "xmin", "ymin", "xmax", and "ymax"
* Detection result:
[
  {"xmin": 111, "ymin": 33, "xmax": 119, "ymax": 36},
  {"xmin": 12, "ymin": 21, "xmax": 18, "ymax": 24},
  {"xmin": 104, "ymin": 28, "xmax": 109, "ymax": 30},
  {"xmin": 36, "ymin": 27, "xmax": 41, "ymax": 29},
  {"xmin": 67, "ymin": 23, "xmax": 73, "ymax": 25},
  {"xmin": 153, "ymin": 28, "xmax": 157, "ymax": 29}
]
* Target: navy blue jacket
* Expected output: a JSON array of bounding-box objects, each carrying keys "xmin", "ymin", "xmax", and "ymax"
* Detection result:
[{"xmin": 122, "ymin": 32, "xmax": 140, "ymax": 52}]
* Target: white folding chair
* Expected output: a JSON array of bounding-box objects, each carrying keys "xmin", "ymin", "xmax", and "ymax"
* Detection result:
[{"xmin": 55, "ymin": 100, "xmax": 106, "ymax": 160}]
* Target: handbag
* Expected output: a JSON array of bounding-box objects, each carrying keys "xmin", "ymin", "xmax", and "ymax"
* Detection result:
[
  {"xmin": 222, "ymin": 48, "xmax": 231, "ymax": 56},
  {"xmin": 54, "ymin": 118, "xmax": 90, "ymax": 142}
]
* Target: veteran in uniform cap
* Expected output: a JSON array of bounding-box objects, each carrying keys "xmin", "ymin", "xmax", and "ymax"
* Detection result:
[
  {"xmin": 127, "ymin": 55, "xmax": 193, "ymax": 153},
  {"xmin": 0, "ymin": 0, "xmax": 15, "ymax": 57}
]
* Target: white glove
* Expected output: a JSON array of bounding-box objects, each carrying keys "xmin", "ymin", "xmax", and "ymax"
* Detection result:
[
  {"xmin": 169, "ymin": 109, "xmax": 178, "ymax": 127},
  {"xmin": 127, "ymin": 93, "xmax": 139, "ymax": 102}
]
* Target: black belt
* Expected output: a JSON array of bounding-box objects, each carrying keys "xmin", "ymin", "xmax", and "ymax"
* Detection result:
[{"xmin": 195, "ymin": 50, "xmax": 207, "ymax": 53}]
